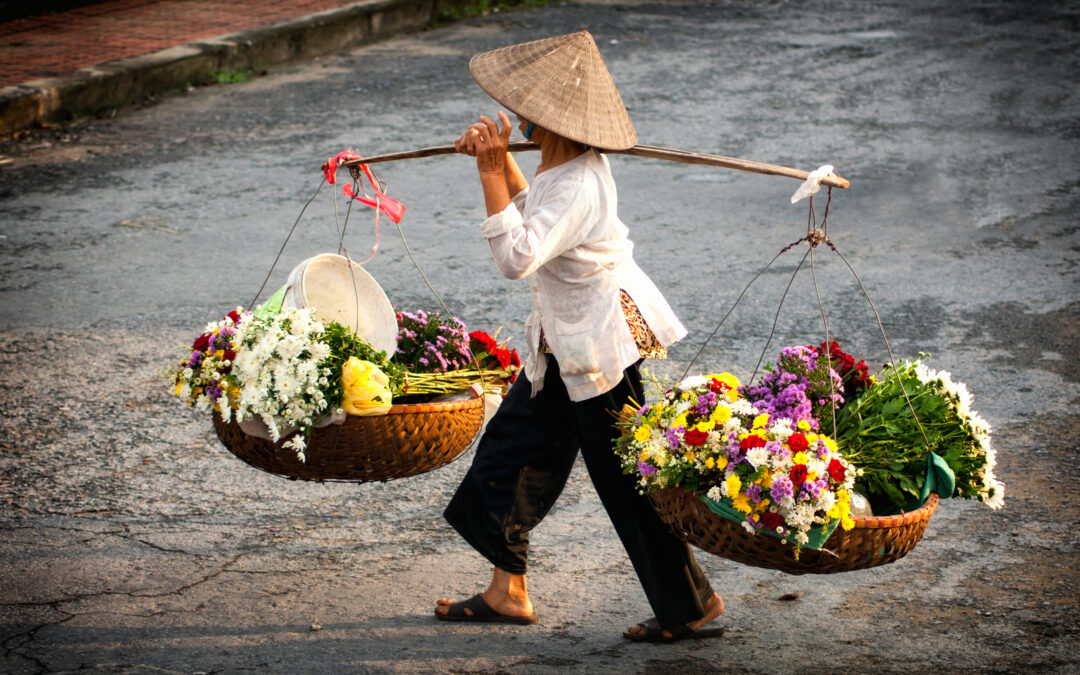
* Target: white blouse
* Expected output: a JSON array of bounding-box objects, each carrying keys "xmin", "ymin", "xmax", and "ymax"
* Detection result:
[{"xmin": 480, "ymin": 149, "xmax": 687, "ymax": 401}]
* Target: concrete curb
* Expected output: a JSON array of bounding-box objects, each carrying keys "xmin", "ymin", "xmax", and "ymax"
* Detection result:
[{"xmin": 0, "ymin": 0, "xmax": 495, "ymax": 136}]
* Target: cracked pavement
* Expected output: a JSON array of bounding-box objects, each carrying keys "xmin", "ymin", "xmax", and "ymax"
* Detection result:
[{"xmin": 1, "ymin": 0, "xmax": 1079, "ymax": 672}]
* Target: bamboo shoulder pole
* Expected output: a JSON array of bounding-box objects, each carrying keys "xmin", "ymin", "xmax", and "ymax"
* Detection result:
[{"xmin": 342, "ymin": 141, "xmax": 850, "ymax": 189}]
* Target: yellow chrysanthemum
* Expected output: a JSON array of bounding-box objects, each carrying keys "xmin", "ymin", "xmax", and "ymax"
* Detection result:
[
  {"xmin": 710, "ymin": 406, "xmax": 731, "ymax": 425},
  {"xmin": 725, "ymin": 474, "xmax": 742, "ymax": 497},
  {"xmin": 681, "ymin": 392, "xmax": 691, "ymax": 400},
  {"xmin": 827, "ymin": 503, "xmax": 841, "ymax": 519},
  {"xmin": 841, "ymin": 516, "xmax": 855, "ymax": 531},
  {"xmin": 673, "ymin": 412, "xmax": 689, "ymax": 429},
  {"xmin": 634, "ymin": 425, "xmax": 652, "ymax": 443},
  {"xmin": 732, "ymin": 494, "xmax": 752, "ymax": 514},
  {"xmin": 705, "ymin": 456, "xmax": 715, "ymax": 470},
  {"xmin": 797, "ymin": 419, "xmax": 811, "ymax": 431},
  {"xmin": 793, "ymin": 451, "xmax": 809, "ymax": 465},
  {"xmin": 824, "ymin": 437, "xmax": 838, "ymax": 453},
  {"xmin": 806, "ymin": 433, "xmax": 819, "ymax": 444},
  {"xmin": 685, "ymin": 452, "xmax": 697, "ymax": 463},
  {"xmin": 807, "ymin": 470, "xmax": 818, "ymax": 482},
  {"xmin": 752, "ymin": 413, "xmax": 769, "ymax": 429},
  {"xmin": 715, "ymin": 456, "xmax": 728, "ymax": 471},
  {"xmin": 760, "ymin": 468, "xmax": 773, "ymax": 488},
  {"xmin": 696, "ymin": 419, "xmax": 716, "ymax": 432}
]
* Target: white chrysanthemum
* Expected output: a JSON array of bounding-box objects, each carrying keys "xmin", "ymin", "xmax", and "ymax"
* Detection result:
[
  {"xmin": 680, "ymin": 375, "xmax": 710, "ymax": 390},
  {"xmin": 746, "ymin": 447, "xmax": 769, "ymax": 469},
  {"xmin": 769, "ymin": 422, "xmax": 794, "ymax": 441},
  {"xmin": 706, "ymin": 486, "xmax": 724, "ymax": 502}
]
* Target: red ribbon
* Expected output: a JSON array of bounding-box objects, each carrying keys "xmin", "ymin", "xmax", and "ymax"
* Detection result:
[{"xmin": 321, "ymin": 151, "xmax": 405, "ymax": 224}]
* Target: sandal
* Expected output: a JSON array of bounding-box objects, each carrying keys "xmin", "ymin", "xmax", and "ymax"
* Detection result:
[
  {"xmin": 435, "ymin": 593, "xmax": 538, "ymax": 625},
  {"xmin": 623, "ymin": 617, "xmax": 725, "ymax": 643}
]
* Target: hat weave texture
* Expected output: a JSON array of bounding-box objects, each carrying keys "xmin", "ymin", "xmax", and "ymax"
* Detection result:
[{"xmin": 469, "ymin": 31, "xmax": 636, "ymax": 150}]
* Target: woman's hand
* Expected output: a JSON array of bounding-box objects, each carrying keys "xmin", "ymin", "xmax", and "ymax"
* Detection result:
[{"xmin": 458, "ymin": 111, "xmax": 513, "ymax": 175}]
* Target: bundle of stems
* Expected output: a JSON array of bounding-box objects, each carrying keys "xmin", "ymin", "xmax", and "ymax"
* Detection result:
[{"xmin": 400, "ymin": 367, "xmax": 512, "ymax": 396}]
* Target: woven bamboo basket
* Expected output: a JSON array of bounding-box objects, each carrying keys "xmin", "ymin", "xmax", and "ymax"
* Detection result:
[
  {"xmin": 650, "ymin": 487, "xmax": 938, "ymax": 575},
  {"xmin": 213, "ymin": 396, "xmax": 485, "ymax": 482}
]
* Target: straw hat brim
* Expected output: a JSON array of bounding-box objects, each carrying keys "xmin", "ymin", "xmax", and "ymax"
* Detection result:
[{"xmin": 469, "ymin": 31, "xmax": 636, "ymax": 151}]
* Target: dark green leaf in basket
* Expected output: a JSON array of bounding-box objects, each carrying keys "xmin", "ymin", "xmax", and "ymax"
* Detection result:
[{"xmin": 881, "ymin": 398, "xmax": 905, "ymax": 417}]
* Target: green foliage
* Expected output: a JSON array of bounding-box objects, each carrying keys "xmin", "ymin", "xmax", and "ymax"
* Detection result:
[
  {"xmin": 207, "ymin": 68, "xmax": 253, "ymax": 85},
  {"xmin": 834, "ymin": 362, "xmax": 984, "ymax": 513},
  {"xmin": 320, "ymin": 322, "xmax": 406, "ymax": 401}
]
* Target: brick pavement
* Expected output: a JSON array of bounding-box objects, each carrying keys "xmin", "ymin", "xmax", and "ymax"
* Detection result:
[{"xmin": 0, "ymin": 0, "xmax": 364, "ymax": 87}]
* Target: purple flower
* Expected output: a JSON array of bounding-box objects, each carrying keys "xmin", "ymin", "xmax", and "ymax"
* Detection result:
[
  {"xmin": 771, "ymin": 475, "xmax": 794, "ymax": 502},
  {"xmin": 746, "ymin": 483, "xmax": 763, "ymax": 502},
  {"xmin": 638, "ymin": 461, "xmax": 656, "ymax": 476},
  {"xmin": 665, "ymin": 427, "xmax": 681, "ymax": 450}
]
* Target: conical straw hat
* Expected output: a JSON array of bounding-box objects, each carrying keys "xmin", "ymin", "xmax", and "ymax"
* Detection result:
[{"xmin": 469, "ymin": 31, "xmax": 637, "ymax": 151}]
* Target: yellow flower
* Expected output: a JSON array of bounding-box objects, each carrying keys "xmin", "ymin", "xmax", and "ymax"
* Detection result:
[
  {"xmin": 807, "ymin": 470, "xmax": 818, "ymax": 482},
  {"xmin": 752, "ymin": 413, "xmax": 769, "ymax": 429},
  {"xmin": 681, "ymin": 392, "xmax": 691, "ymax": 400},
  {"xmin": 805, "ymin": 433, "xmax": 819, "ymax": 444},
  {"xmin": 685, "ymin": 452, "xmax": 697, "ymax": 463},
  {"xmin": 732, "ymin": 494, "xmax": 752, "ymax": 514},
  {"xmin": 760, "ymin": 468, "xmax": 773, "ymax": 488},
  {"xmin": 797, "ymin": 419, "xmax": 811, "ymax": 431},
  {"xmin": 793, "ymin": 452, "xmax": 808, "ymax": 465},
  {"xmin": 695, "ymin": 419, "xmax": 715, "ymax": 432},
  {"xmin": 710, "ymin": 406, "xmax": 731, "ymax": 425},
  {"xmin": 841, "ymin": 516, "xmax": 855, "ymax": 531},
  {"xmin": 341, "ymin": 357, "xmax": 392, "ymax": 416},
  {"xmin": 673, "ymin": 412, "xmax": 689, "ymax": 429},
  {"xmin": 824, "ymin": 437, "xmax": 838, "ymax": 453},
  {"xmin": 634, "ymin": 425, "xmax": 652, "ymax": 443},
  {"xmin": 725, "ymin": 474, "xmax": 742, "ymax": 497},
  {"xmin": 174, "ymin": 382, "xmax": 183, "ymax": 397},
  {"xmin": 705, "ymin": 456, "xmax": 715, "ymax": 469}
]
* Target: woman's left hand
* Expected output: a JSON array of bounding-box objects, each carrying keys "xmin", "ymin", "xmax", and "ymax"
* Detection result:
[{"xmin": 469, "ymin": 111, "xmax": 513, "ymax": 175}]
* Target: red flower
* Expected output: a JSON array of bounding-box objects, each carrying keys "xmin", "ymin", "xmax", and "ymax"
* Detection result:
[
  {"xmin": 469, "ymin": 330, "xmax": 498, "ymax": 355},
  {"xmin": 827, "ymin": 458, "xmax": 847, "ymax": 483},
  {"xmin": 226, "ymin": 310, "xmax": 243, "ymax": 325},
  {"xmin": 787, "ymin": 433, "xmax": 809, "ymax": 452},
  {"xmin": 709, "ymin": 378, "xmax": 729, "ymax": 395},
  {"xmin": 684, "ymin": 429, "xmax": 709, "ymax": 446},
  {"xmin": 789, "ymin": 464, "xmax": 808, "ymax": 486},
  {"xmin": 494, "ymin": 347, "xmax": 512, "ymax": 369},
  {"xmin": 192, "ymin": 333, "xmax": 210, "ymax": 352},
  {"xmin": 223, "ymin": 349, "xmax": 236, "ymax": 363},
  {"xmin": 509, "ymin": 349, "xmax": 521, "ymax": 367},
  {"xmin": 760, "ymin": 512, "xmax": 785, "ymax": 531},
  {"xmin": 740, "ymin": 434, "xmax": 766, "ymax": 450}
]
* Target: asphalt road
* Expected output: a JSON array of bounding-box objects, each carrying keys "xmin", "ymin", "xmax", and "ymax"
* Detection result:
[{"xmin": 1, "ymin": 1, "xmax": 1078, "ymax": 673}]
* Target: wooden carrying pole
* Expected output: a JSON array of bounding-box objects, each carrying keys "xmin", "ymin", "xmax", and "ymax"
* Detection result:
[{"xmin": 342, "ymin": 140, "xmax": 850, "ymax": 189}]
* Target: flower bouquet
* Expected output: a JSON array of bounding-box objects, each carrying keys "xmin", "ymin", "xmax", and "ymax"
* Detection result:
[
  {"xmin": 831, "ymin": 355, "xmax": 1004, "ymax": 515},
  {"xmin": 617, "ymin": 371, "xmax": 857, "ymax": 556},
  {"xmin": 167, "ymin": 304, "xmax": 520, "ymax": 481},
  {"xmin": 616, "ymin": 341, "xmax": 1002, "ymax": 572}
]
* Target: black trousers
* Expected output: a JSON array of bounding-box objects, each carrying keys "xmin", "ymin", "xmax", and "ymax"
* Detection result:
[{"xmin": 444, "ymin": 355, "xmax": 714, "ymax": 628}]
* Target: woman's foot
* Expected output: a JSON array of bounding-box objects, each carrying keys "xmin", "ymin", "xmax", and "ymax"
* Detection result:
[
  {"xmin": 624, "ymin": 592, "xmax": 725, "ymax": 641},
  {"xmin": 435, "ymin": 568, "xmax": 534, "ymax": 620}
]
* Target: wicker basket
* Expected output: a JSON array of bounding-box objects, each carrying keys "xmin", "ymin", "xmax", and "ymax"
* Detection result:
[
  {"xmin": 650, "ymin": 487, "xmax": 938, "ymax": 575},
  {"xmin": 213, "ymin": 396, "xmax": 485, "ymax": 482}
]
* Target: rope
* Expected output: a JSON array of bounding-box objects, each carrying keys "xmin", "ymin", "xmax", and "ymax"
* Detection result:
[
  {"xmin": 681, "ymin": 185, "xmax": 931, "ymax": 452},
  {"xmin": 247, "ymin": 179, "xmax": 325, "ymax": 312}
]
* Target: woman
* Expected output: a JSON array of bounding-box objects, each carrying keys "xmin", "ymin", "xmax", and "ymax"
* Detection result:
[{"xmin": 434, "ymin": 31, "xmax": 724, "ymax": 643}]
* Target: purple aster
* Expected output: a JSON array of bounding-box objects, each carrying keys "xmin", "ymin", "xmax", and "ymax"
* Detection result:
[
  {"xmin": 771, "ymin": 475, "xmax": 794, "ymax": 502},
  {"xmin": 638, "ymin": 461, "xmax": 656, "ymax": 477},
  {"xmin": 665, "ymin": 427, "xmax": 681, "ymax": 450},
  {"xmin": 745, "ymin": 483, "xmax": 763, "ymax": 502}
]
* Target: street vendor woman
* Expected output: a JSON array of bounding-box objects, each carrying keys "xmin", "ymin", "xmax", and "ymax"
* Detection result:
[{"xmin": 434, "ymin": 31, "xmax": 725, "ymax": 643}]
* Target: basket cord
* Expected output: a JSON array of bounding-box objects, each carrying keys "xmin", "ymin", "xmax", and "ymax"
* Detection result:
[
  {"xmin": 343, "ymin": 165, "xmax": 489, "ymax": 393},
  {"xmin": 246, "ymin": 178, "xmax": 326, "ymax": 312},
  {"xmin": 680, "ymin": 186, "xmax": 932, "ymax": 453}
]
